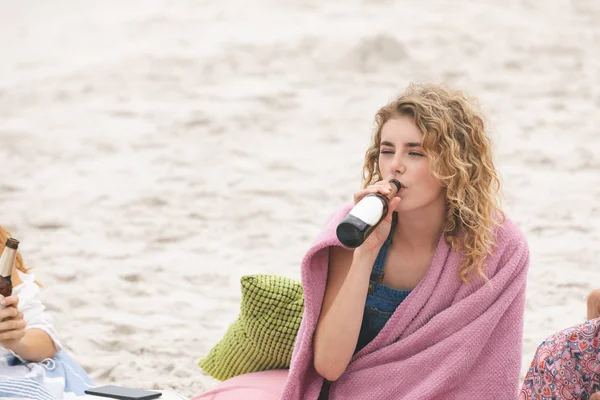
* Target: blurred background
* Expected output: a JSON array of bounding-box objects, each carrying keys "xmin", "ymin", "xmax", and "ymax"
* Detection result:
[{"xmin": 1, "ymin": 0, "xmax": 599, "ymax": 396}]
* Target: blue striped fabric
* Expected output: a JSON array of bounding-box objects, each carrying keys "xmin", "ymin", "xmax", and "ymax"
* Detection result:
[
  {"xmin": 0, "ymin": 350, "xmax": 94, "ymax": 399},
  {"xmin": 45, "ymin": 350, "xmax": 94, "ymax": 394},
  {"xmin": 0, "ymin": 377, "xmax": 58, "ymax": 400}
]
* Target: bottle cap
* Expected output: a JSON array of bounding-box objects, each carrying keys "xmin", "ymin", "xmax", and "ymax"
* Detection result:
[
  {"xmin": 387, "ymin": 179, "xmax": 402, "ymax": 199},
  {"xmin": 389, "ymin": 179, "xmax": 401, "ymax": 192},
  {"xmin": 5, "ymin": 238, "xmax": 19, "ymax": 250}
]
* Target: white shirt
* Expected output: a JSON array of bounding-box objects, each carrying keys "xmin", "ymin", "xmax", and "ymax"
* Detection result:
[{"xmin": 0, "ymin": 270, "xmax": 62, "ymax": 358}]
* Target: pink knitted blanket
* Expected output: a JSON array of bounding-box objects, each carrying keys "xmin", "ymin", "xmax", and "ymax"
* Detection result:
[{"xmin": 282, "ymin": 204, "xmax": 530, "ymax": 399}]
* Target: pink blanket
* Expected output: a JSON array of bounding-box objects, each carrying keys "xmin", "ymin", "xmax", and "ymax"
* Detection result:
[{"xmin": 282, "ymin": 204, "xmax": 530, "ymax": 400}]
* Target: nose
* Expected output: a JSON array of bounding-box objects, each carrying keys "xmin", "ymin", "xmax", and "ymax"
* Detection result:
[{"xmin": 392, "ymin": 156, "xmax": 406, "ymax": 176}]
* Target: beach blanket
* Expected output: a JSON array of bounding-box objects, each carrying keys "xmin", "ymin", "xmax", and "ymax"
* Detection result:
[
  {"xmin": 0, "ymin": 350, "xmax": 94, "ymax": 399},
  {"xmin": 281, "ymin": 204, "xmax": 530, "ymax": 399}
]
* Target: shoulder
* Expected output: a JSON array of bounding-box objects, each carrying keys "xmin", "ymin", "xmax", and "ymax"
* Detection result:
[
  {"xmin": 480, "ymin": 216, "xmax": 530, "ymax": 276},
  {"xmin": 492, "ymin": 215, "xmax": 529, "ymax": 254},
  {"xmin": 536, "ymin": 318, "xmax": 600, "ymax": 362}
]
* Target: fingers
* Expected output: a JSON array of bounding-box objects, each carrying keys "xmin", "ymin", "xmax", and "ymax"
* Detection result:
[
  {"xmin": 0, "ymin": 317, "xmax": 26, "ymax": 332},
  {"xmin": 386, "ymin": 197, "xmax": 401, "ymax": 218},
  {"xmin": 590, "ymin": 393, "xmax": 600, "ymax": 400},
  {"xmin": 0, "ymin": 326, "xmax": 25, "ymax": 341},
  {"xmin": 354, "ymin": 181, "xmax": 395, "ymax": 204},
  {"xmin": 0, "ymin": 305, "xmax": 19, "ymax": 321},
  {"xmin": 0, "ymin": 317, "xmax": 26, "ymax": 339},
  {"xmin": 0, "ymin": 295, "xmax": 19, "ymax": 307},
  {"xmin": 0, "ymin": 306, "xmax": 25, "ymax": 342}
]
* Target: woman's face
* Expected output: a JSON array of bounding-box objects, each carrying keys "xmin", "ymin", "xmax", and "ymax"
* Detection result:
[{"xmin": 378, "ymin": 116, "xmax": 445, "ymax": 213}]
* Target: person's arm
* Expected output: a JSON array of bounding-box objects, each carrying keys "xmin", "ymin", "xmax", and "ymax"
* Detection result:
[
  {"xmin": 313, "ymin": 182, "xmax": 401, "ymax": 381},
  {"xmin": 0, "ymin": 295, "xmax": 58, "ymax": 361},
  {"xmin": 6, "ymin": 328, "xmax": 57, "ymax": 361},
  {"xmin": 313, "ymin": 246, "xmax": 377, "ymax": 381},
  {"xmin": 587, "ymin": 289, "xmax": 600, "ymax": 320}
]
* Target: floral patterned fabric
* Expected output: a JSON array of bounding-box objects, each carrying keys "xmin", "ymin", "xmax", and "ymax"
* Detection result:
[{"xmin": 520, "ymin": 318, "xmax": 600, "ymax": 400}]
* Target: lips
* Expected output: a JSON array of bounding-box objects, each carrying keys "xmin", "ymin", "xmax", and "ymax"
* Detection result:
[
  {"xmin": 388, "ymin": 179, "xmax": 405, "ymax": 196},
  {"xmin": 394, "ymin": 185, "xmax": 405, "ymax": 197}
]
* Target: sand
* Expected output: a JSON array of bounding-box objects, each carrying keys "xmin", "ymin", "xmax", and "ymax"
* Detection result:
[{"xmin": 1, "ymin": 0, "xmax": 599, "ymax": 397}]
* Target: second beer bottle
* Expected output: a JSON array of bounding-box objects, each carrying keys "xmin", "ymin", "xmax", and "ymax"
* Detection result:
[{"xmin": 0, "ymin": 238, "xmax": 19, "ymax": 308}]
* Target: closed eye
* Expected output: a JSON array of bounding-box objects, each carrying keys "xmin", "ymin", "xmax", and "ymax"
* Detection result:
[
  {"xmin": 380, "ymin": 150, "xmax": 394, "ymax": 155},
  {"xmin": 409, "ymin": 151, "xmax": 424, "ymax": 157}
]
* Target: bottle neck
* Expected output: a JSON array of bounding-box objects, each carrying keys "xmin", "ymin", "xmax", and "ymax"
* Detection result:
[{"xmin": 0, "ymin": 248, "xmax": 17, "ymax": 277}]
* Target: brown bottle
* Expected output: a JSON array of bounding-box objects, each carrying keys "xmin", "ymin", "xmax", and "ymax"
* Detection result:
[
  {"xmin": 336, "ymin": 179, "xmax": 401, "ymax": 248},
  {"xmin": 0, "ymin": 238, "xmax": 19, "ymax": 298}
]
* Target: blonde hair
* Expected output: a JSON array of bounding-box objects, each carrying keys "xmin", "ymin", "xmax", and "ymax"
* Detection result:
[
  {"xmin": 362, "ymin": 83, "xmax": 504, "ymax": 283},
  {"xmin": 0, "ymin": 226, "xmax": 33, "ymax": 277}
]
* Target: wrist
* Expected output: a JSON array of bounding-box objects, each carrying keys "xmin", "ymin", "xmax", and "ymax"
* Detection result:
[{"xmin": 352, "ymin": 246, "xmax": 379, "ymax": 265}]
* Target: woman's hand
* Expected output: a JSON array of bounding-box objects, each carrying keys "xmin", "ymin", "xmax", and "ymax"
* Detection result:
[
  {"xmin": 587, "ymin": 289, "xmax": 600, "ymax": 320},
  {"xmin": 352, "ymin": 180, "xmax": 401, "ymax": 254},
  {"xmin": 0, "ymin": 295, "xmax": 26, "ymax": 350}
]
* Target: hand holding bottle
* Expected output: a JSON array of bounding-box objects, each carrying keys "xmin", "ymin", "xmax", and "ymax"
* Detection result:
[
  {"xmin": 353, "ymin": 181, "xmax": 401, "ymax": 252},
  {"xmin": 0, "ymin": 295, "xmax": 26, "ymax": 348},
  {"xmin": 0, "ymin": 238, "xmax": 19, "ymax": 304},
  {"xmin": 337, "ymin": 179, "xmax": 401, "ymax": 251}
]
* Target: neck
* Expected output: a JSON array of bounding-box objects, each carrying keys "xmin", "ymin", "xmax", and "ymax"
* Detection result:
[{"xmin": 394, "ymin": 197, "xmax": 447, "ymax": 252}]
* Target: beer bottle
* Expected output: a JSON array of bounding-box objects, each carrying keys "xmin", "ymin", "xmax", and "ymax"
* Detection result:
[
  {"xmin": 336, "ymin": 179, "xmax": 400, "ymax": 248},
  {"xmin": 0, "ymin": 238, "xmax": 19, "ymax": 302}
]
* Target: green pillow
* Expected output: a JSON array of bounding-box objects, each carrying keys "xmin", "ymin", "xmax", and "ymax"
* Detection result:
[{"xmin": 199, "ymin": 274, "xmax": 304, "ymax": 381}]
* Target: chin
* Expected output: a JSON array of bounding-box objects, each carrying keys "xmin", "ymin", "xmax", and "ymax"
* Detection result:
[
  {"xmin": 394, "ymin": 199, "xmax": 423, "ymax": 214},
  {"xmin": 394, "ymin": 202, "xmax": 408, "ymax": 213}
]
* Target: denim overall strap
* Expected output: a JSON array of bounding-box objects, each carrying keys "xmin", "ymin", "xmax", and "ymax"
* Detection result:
[{"xmin": 370, "ymin": 212, "xmax": 397, "ymax": 283}]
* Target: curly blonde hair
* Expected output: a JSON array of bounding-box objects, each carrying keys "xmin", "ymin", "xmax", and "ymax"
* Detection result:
[{"xmin": 362, "ymin": 83, "xmax": 504, "ymax": 283}]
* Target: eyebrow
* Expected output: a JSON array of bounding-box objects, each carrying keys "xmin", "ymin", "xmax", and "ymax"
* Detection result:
[{"xmin": 380, "ymin": 141, "xmax": 421, "ymax": 148}]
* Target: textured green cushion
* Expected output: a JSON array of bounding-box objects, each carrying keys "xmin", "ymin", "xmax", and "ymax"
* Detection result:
[{"xmin": 199, "ymin": 274, "xmax": 304, "ymax": 381}]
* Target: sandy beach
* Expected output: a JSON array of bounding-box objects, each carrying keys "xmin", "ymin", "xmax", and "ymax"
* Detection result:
[{"xmin": 1, "ymin": 0, "xmax": 600, "ymax": 396}]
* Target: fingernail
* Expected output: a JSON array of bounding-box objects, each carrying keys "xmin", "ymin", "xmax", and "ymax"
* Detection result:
[{"xmin": 0, "ymin": 299, "xmax": 5, "ymax": 306}]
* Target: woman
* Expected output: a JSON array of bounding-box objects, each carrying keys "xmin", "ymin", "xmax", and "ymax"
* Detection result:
[
  {"xmin": 589, "ymin": 289, "xmax": 600, "ymax": 320},
  {"xmin": 0, "ymin": 226, "xmax": 94, "ymax": 399},
  {"xmin": 282, "ymin": 83, "xmax": 530, "ymax": 399},
  {"xmin": 520, "ymin": 289, "xmax": 600, "ymax": 399}
]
